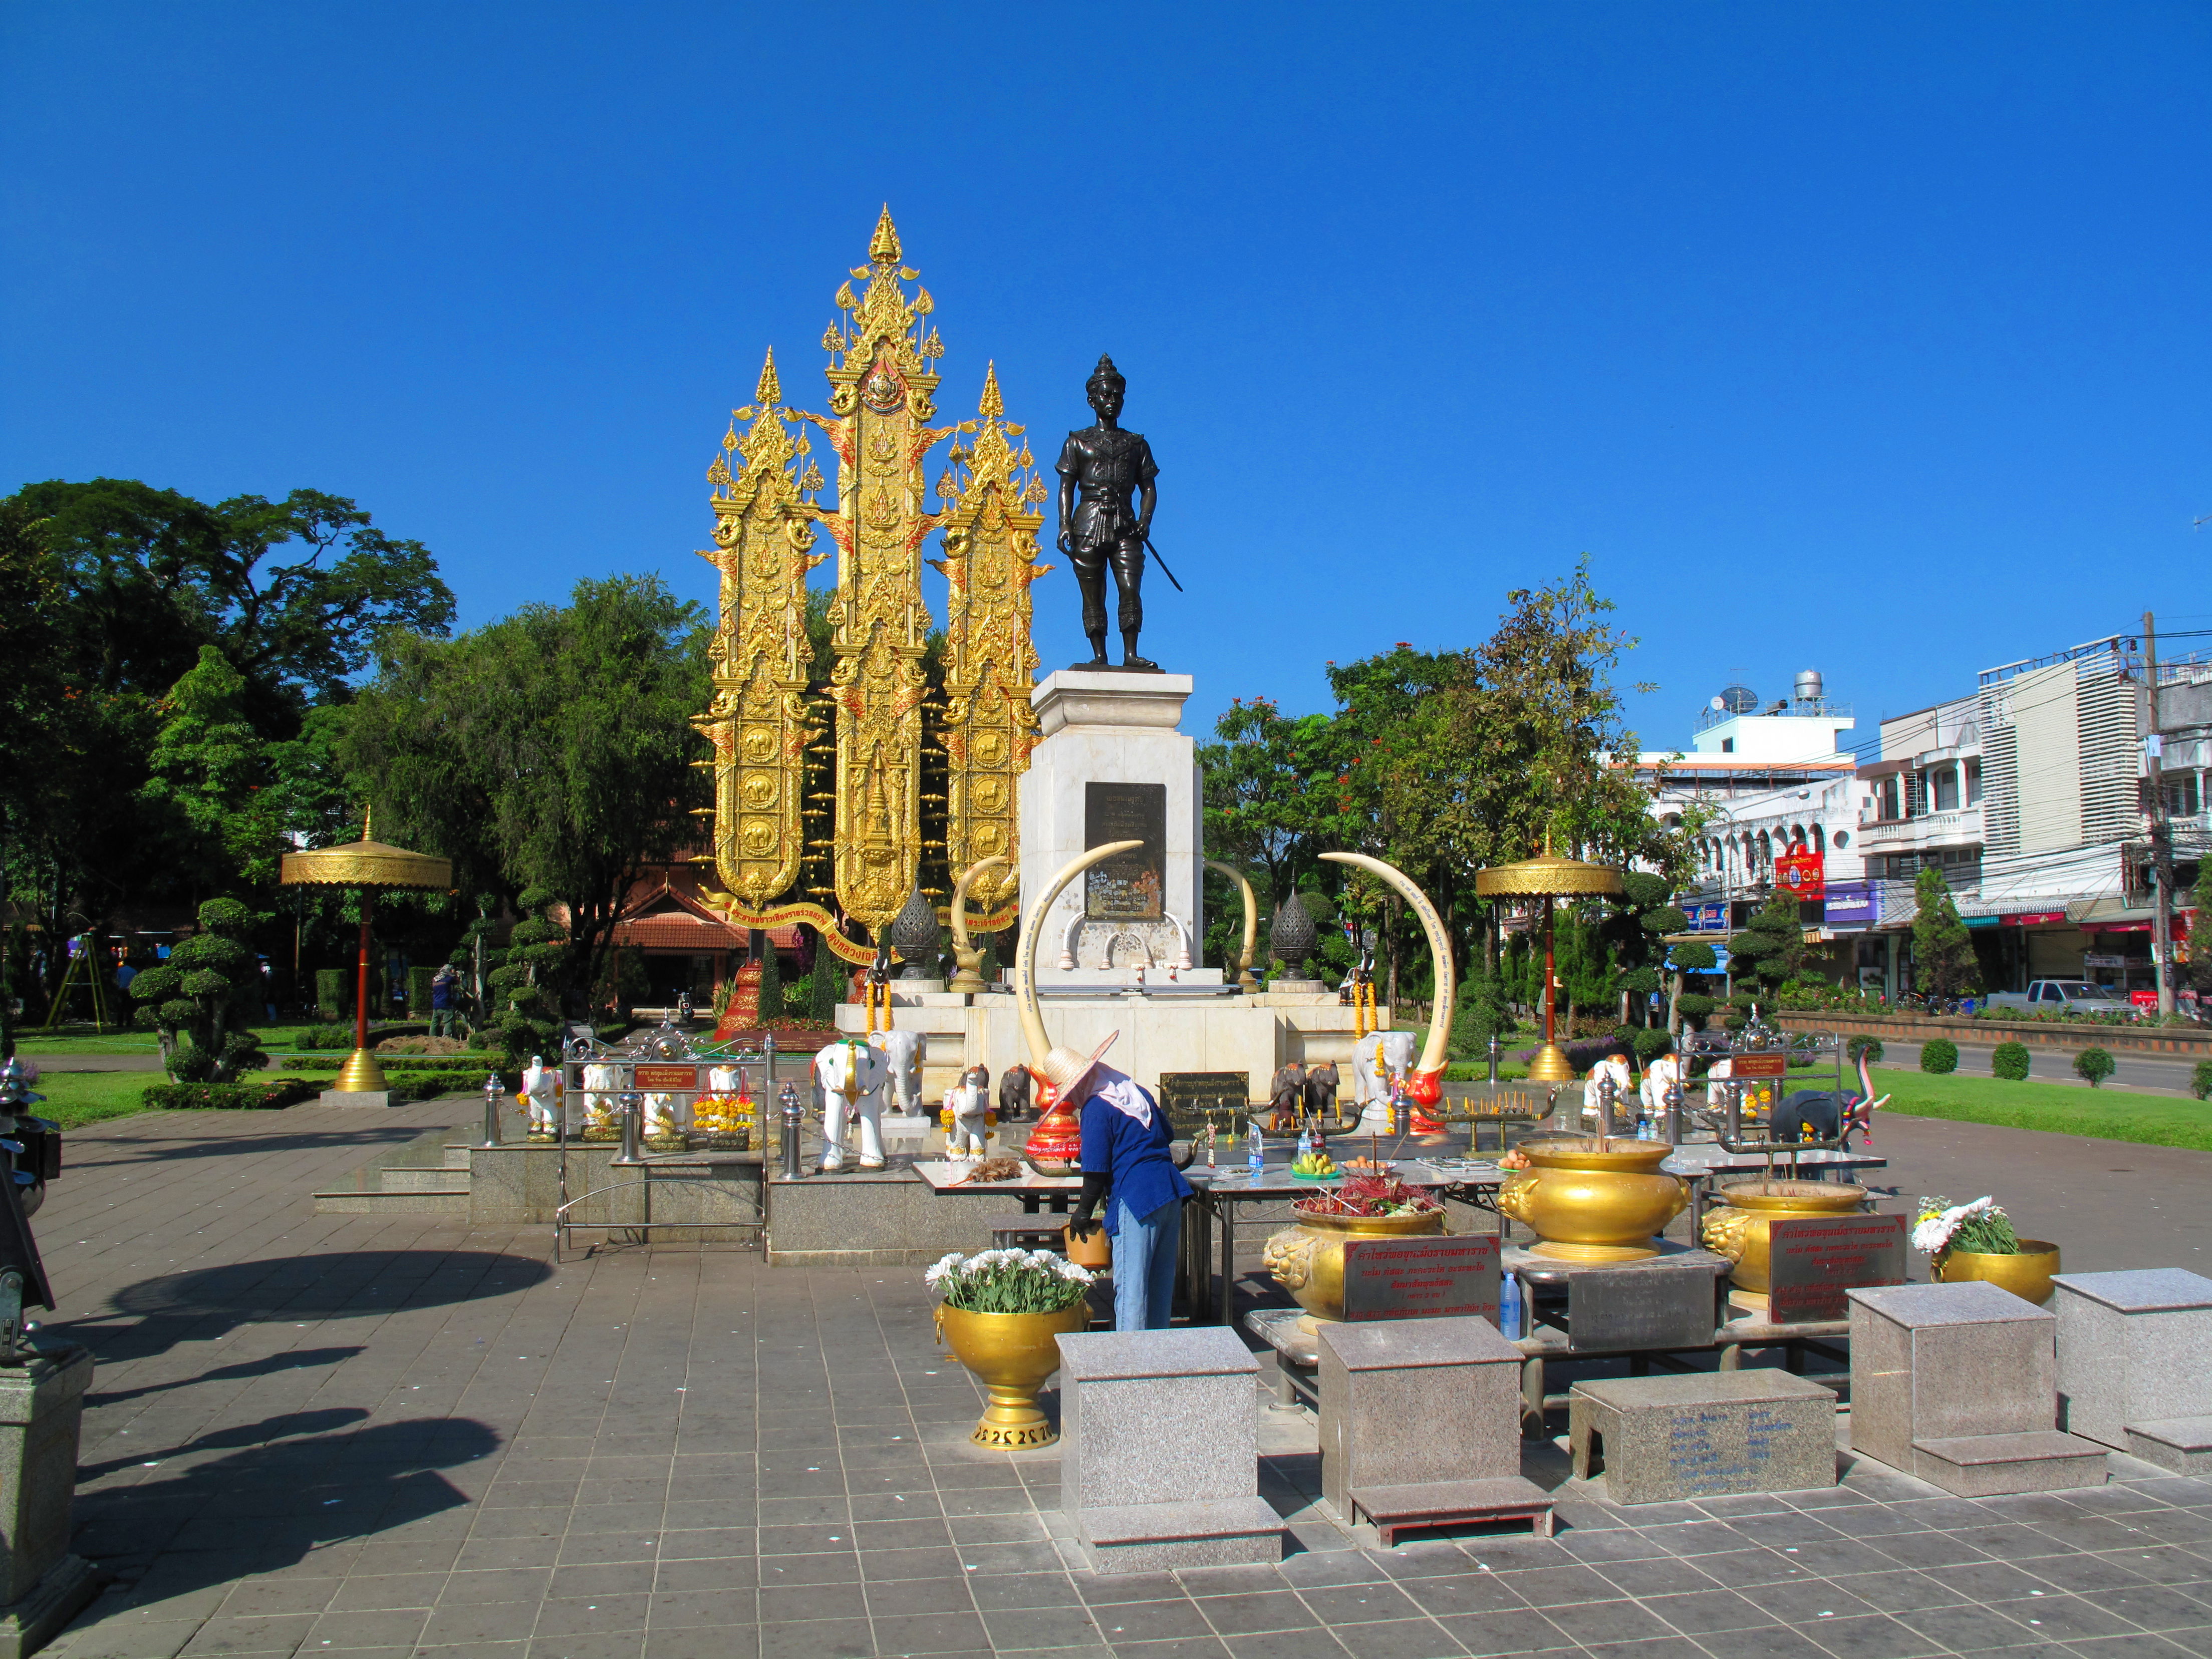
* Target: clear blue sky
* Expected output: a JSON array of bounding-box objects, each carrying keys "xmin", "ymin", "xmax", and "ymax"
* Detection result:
[{"xmin": 6, "ymin": 4, "xmax": 2207, "ymax": 753}]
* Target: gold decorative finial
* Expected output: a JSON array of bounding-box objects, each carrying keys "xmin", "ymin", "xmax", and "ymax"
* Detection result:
[
  {"xmin": 362, "ymin": 803, "xmax": 373, "ymax": 843},
  {"xmin": 978, "ymin": 362, "xmax": 1003, "ymax": 419},
  {"xmin": 756, "ymin": 348, "xmax": 781, "ymax": 407},
  {"xmin": 869, "ymin": 204, "xmax": 901, "ymax": 266}
]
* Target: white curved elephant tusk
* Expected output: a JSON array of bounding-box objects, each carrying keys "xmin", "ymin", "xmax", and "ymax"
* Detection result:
[
  {"xmin": 1014, "ymin": 842, "xmax": 1144, "ymax": 1068},
  {"xmin": 1319, "ymin": 852, "xmax": 1456, "ymax": 1083},
  {"xmin": 1203, "ymin": 860, "xmax": 1259, "ymax": 983}
]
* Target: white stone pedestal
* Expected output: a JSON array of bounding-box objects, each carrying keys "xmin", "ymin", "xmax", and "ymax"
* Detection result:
[{"xmin": 1021, "ymin": 671, "xmax": 1213, "ymax": 985}]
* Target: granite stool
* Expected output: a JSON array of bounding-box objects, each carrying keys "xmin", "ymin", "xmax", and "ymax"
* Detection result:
[
  {"xmin": 1056, "ymin": 1326, "xmax": 1282, "ymax": 1573},
  {"xmin": 2052, "ymin": 1267, "xmax": 2212, "ymax": 1473},
  {"xmin": 1848, "ymin": 1281, "xmax": 2106, "ymax": 1495},
  {"xmin": 1569, "ymin": 1370, "xmax": 1837, "ymax": 1505},
  {"xmin": 1315, "ymin": 1316, "xmax": 1553, "ymax": 1544}
]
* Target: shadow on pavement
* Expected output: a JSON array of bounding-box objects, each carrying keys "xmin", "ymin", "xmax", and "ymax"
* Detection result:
[
  {"xmin": 71, "ymin": 1414, "xmax": 500, "ymax": 1604},
  {"xmin": 85, "ymin": 1345, "xmax": 367, "ymax": 1407},
  {"xmin": 59, "ymin": 1249, "xmax": 552, "ymax": 1362}
]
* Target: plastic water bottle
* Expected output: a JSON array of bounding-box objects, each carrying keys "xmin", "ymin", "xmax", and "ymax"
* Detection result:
[
  {"xmin": 1499, "ymin": 1272, "xmax": 1523, "ymax": 1339},
  {"xmin": 1247, "ymin": 1121, "xmax": 1265, "ymax": 1176}
]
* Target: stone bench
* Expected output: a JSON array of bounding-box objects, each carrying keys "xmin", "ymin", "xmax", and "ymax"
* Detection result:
[
  {"xmin": 1569, "ymin": 1370, "xmax": 1837, "ymax": 1506},
  {"xmin": 1057, "ymin": 1327, "xmax": 1282, "ymax": 1573},
  {"xmin": 2053, "ymin": 1268, "xmax": 2212, "ymax": 1475},
  {"xmin": 1315, "ymin": 1316, "xmax": 1552, "ymax": 1543},
  {"xmin": 1849, "ymin": 1281, "xmax": 2106, "ymax": 1496}
]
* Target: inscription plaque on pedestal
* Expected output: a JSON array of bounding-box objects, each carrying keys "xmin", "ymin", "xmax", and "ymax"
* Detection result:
[
  {"xmin": 1767, "ymin": 1214, "xmax": 1905, "ymax": 1323},
  {"xmin": 1342, "ymin": 1236, "xmax": 1500, "ymax": 1325},
  {"xmin": 1085, "ymin": 782, "xmax": 1167, "ymax": 920},
  {"xmin": 633, "ymin": 1064, "xmax": 701, "ymax": 1091}
]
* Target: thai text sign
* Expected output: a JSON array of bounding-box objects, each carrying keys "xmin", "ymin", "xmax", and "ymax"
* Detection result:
[
  {"xmin": 1766, "ymin": 1214, "xmax": 1905, "ymax": 1323},
  {"xmin": 1727, "ymin": 1053, "xmax": 1790, "ymax": 1078},
  {"xmin": 1340, "ymin": 1235, "xmax": 1499, "ymax": 1325},
  {"xmin": 633, "ymin": 1065, "xmax": 700, "ymax": 1090},
  {"xmin": 1084, "ymin": 782, "xmax": 1167, "ymax": 920}
]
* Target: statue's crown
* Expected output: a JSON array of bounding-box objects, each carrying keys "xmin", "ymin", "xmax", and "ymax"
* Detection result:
[{"xmin": 1086, "ymin": 353, "xmax": 1125, "ymax": 394}]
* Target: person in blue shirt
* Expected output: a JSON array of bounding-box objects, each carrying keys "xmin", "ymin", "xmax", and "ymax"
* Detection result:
[{"xmin": 1052, "ymin": 1036, "xmax": 1194, "ymax": 1331}]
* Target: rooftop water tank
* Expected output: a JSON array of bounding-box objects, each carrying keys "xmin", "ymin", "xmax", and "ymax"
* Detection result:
[
  {"xmin": 1794, "ymin": 669, "xmax": 1824, "ymax": 702},
  {"xmin": 1719, "ymin": 685, "xmax": 1758, "ymax": 714}
]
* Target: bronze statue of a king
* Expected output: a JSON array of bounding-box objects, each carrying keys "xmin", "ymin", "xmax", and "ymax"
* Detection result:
[{"xmin": 1055, "ymin": 354, "xmax": 1162, "ymax": 671}]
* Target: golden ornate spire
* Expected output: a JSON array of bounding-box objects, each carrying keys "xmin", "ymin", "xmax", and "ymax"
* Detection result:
[
  {"xmin": 978, "ymin": 362, "xmax": 1004, "ymax": 419},
  {"xmin": 869, "ymin": 204, "xmax": 901, "ymax": 266},
  {"xmin": 756, "ymin": 348, "xmax": 781, "ymax": 407}
]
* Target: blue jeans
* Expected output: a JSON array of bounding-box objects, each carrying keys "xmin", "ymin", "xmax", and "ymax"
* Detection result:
[{"xmin": 1112, "ymin": 1195, "xmax": 1183, "ymax": 1332}]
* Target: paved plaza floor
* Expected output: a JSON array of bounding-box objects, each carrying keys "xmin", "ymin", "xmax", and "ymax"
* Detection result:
[{"xmin": 26, "ymin": 1103, "xmax": 2212, "ymax": 1659}]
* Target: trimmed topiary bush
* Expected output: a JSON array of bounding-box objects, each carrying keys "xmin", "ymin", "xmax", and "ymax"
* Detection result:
[
  {"xmin": 1990, "ymin": 1041, "xmax": 2031, "ymax": 1081},
  {"xmin": 2073, "ymin": 1046, "xmax": 2115, "ymax": 1088},
  {"xmin": 2192, "ymin": 1059, "xmax": 2212, "ymax": 1102},
  {"xmin": 1632, "ymin": 1028, "xmax": 1675, "ymax": 1062},
  {"xmin": 144, "ymin": 1076, "xmax": 320, "ymax": 1111},
  {"xmin": 1847, "ymin": 1034, "xmax": 1885, "ymax": 1066},
  {"xmin": 1919, "ymin": 1038, "xmax": 1959, "ymax": 1074},
  {"xmin": 129, "ymin": 898, "xmax": 270, "ymax": 1083}
]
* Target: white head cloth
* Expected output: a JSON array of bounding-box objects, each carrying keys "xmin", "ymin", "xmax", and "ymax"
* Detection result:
[{"xmin": 1085, "ymin": 1063, "xmax": 1154, "ymax": 1130}]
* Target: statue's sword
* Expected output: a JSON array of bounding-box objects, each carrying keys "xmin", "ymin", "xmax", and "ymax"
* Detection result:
[{"xmin": 1141, "ymin": 536, "xmax": 1185, "ymax": 594}]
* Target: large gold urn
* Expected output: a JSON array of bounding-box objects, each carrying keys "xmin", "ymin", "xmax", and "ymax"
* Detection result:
[
  {"xmin": 1699, "ymin": 1179, "xmax": 1870, "ymax": 1294},
  {"xmin": 1262, "ymin": 1206, "xmax": 1448, "ymax": 1326},
  {"xmin": 934, "ymin": 1301, "xmax": 1091, "ymax": 1448},
  {"xmin": 1495, "ymin": 1138, "xmax": 1687, "ymax": 1262}
]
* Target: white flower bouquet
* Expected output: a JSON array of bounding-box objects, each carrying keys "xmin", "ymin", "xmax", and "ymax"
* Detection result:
[
  {"xmin": 926, "ymin": 1248, "xmax": 1093, "ymax": 1314},
  {"xmin": 1911, "ymin": 1194, "xmax": 2022, "ymax": 1259}
]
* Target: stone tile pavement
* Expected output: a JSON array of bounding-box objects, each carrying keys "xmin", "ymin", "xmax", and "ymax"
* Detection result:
[{"xmin": 24, "ymin": 1103, "xmax": 2212, "ymax": 1659}]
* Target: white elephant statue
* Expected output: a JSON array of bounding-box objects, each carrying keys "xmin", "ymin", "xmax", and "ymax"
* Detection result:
[
  {"xmin": 942, "ymin": 1064, "xmax": 993, "ymax": 1160},
  {"xmin": 643, "ymin": 1093, "xmax": 682, "ymax": 1141},
  {"xmin": 1352, "ymin": 1030, "xmax": 1417, "ymax": 1126},
  {"xmin": 877, "ymin": 1028, "xmax": 926, "ymax": 1119},
  {"xmin": 813, "ymin": 1039, "xmax": 891, "ymax": 1172},
  {"xmin": 581, "ymin": 1062, "xmax": 621, "ymax": 1136},
  {"xmin": 520, "ymin": 1055, "xmax": 563, "ymax": 1136}
]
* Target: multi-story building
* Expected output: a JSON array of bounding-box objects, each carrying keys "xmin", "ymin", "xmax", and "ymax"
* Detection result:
[{"xmin": 1854, "ymin": 633, "xmax": 2204, "ymax": 996}]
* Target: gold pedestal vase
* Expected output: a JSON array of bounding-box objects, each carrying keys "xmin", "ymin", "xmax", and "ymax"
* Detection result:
[
  {"xmin": 1494, "ymin": 1137, "xmax": 1688, "ymax": 1261},
  {"xmin": 935, "ymin": 1301, "xmax": 1090, "ymax": 1448}
]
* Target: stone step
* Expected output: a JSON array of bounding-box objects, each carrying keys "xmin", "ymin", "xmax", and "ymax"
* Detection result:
[
  {"xmin": 1077, "ymin": 1497, "xmax": 1283, "ymax": 1574},
  {"xmin": 312, "ymin": 1189, "xmax": 470, "ymax": 1216},
  {"xmin": 1910, "ymin": 1430, "xmax": 2107, "ymax": 1496},
  {"xmin": 379, "ymin": 1167, "xmax": 472, "ymax": 1194},
  {"xmin": 2123, "ymin": 1416, "xmax": 2212, "ymax": 1475},
  {"xmin": 1347, "ymin": 1476, "xmax": 1556, "ymax": 1544}
]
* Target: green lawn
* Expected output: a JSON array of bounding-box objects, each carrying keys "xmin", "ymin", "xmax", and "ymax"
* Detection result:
[
  {"xmin": 1872, "ymin": 1066, "xmax": 2212, "ymax": 1152},
  {"xmin": 13, "ymin": 1030, "xmax": 162, "ymax": 1055},
  {"xmin": 24, "ymin": 1069, "xmax": 157, "ymax": 1130}
]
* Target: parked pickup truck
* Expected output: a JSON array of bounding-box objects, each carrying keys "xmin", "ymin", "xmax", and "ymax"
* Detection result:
[{"xmin": 1982, "ymin": 979, "xmax": 2137, "ymax": 1016}]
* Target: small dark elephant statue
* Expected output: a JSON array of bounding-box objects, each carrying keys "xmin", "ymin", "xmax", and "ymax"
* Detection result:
[
  {"xmin": 997, "ymin": 1064, "xmax": 1033, "ymax": 1123},
  {"xmin": 1303, "ymin": 1061, "xmax": 1340, "ymax": 1123},
  {"xmin": 1267, "ymin": 1062, "xmax": 1306, "ymax": 1132}
]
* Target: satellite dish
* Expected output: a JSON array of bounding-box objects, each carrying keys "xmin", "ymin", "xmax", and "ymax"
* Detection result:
[
  {"xmin": 1720, "ymin": 685, "xmax": 1759, "ymax": 715},
  {"xmin": 1709, "ymin": 696, "xmax": 1725, "ymax": 711}
]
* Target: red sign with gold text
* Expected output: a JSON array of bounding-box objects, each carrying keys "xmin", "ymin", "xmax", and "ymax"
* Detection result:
[{"xmin": 633, "ymin": 1064, "xmax": 700, "ymax": 1090}]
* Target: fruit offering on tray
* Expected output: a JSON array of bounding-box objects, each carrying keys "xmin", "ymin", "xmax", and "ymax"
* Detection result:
[
  {"xmin": 1497, "ymin": 1147, "xmax": 1532, "ymax": 1170},
  {"xmin": 1290, "ymin": 1149, "xmax": 1338, "ymax": 1180},
  {"xmin": 1295, "ymin": 1173, "xmax": 1442, "ymax": 1217},
  {"xmin": 1340, "ymin": 1157, "xmax": 1391, "ymax": 1176}
]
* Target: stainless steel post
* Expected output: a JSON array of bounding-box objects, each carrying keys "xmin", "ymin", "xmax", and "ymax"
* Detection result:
[
  {"xmin": 1595, "ymin": 1072, "xmax": 1616, "ymax": 1136},
  {"xmin": 480, "ymin": 1071, "xmax": 502, "ymax": 1148},
  {"xmin": 778, "ymin": 1081, "xmax": 804, "ymax": 1180},
  {"xmin": 764, "ymin": 1031, "xmax": 777, "ymax": 1096},
  {"xmin": 1664, "ymin": 1080, "xmax": 1683, "ymax": 1146},
  {"xmin": 614, "ymin": 1089, "xmax": 643, "ymax": 1166},
  {"xmin": 1487, "ymin": 1033, "xmax": 1500, "ymax": 1086}
]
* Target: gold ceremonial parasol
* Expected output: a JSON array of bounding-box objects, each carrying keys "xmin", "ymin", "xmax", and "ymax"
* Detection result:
[
  {"xmin": 1475, "ymin": 847, "xmax": 1624, "ymax": 1084},
  {"xmin": 281, "ymin": 809, "xmax": 453, "ymax": 1093}
]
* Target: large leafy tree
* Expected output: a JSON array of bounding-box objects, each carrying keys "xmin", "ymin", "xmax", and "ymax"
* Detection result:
[
  {"xmin": 137, "ymin": 646, "xmax": 288, "ymax": 895},
  {"xmin": 343, "ymin": 575, "xmax": 710, "ymax": 1000},
  {"xmin": 1912, "ymin": 867, "xmax": 1981, "ymax": 999},
  {"xmin": 8, "ymin": 479, "xmax": 456, "ymax": 739},
  {"xmin": 1728, "ymin": 887, "xmax": 1807, "ymax": 1022}
]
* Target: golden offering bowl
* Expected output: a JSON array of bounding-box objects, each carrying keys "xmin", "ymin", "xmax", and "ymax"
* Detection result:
[
  {"xmin": 1934, "ymin": 1240, "xmax": 2062, "ymax": 1307},
  {"xmin": 1699, "ymin": 1179, "xmax": 1870, "ymax": 1294},
  {"xmin": 1495, "ymin": 1136, "xmax": 1687, "ymax": 1262},
  {"xmin": 934, "ymin": 1301, "xmax": 1091, "ymax": 1449},
  {"xmin": 1261, "ymin": 1205, "xmax": 1447, "ymax": 1327}
]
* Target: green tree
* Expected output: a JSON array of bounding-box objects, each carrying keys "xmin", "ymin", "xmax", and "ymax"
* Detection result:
[
  {"xmin": 8, "ymin": 478, "xmax": 454, "ymax": 738},
  {"xmin": 0, "ymin": 501, "xmax": 73, "ymax": 1057},
  {"xmin": 137, "ymin": 645, "xmax": 287, "ymax": 894},
  {"xmin": 1727, "ymin": 888, "xmax": 1806, "ymax": 1022},
  {"xmin": 343, "ymin": 575, "xmax": 709, "ymax": 999},
  {"xmin": 2191, "ymin": 862, "xmax": 2212, "ymax": 997},
  {"xmin": 1669, "ymin": 940, "xmax": 1720, "ymax": 1033},
  {"xmin": 1198, "ymin": 698, "xmax": 1342, "ymax": 908},
  {"xmin": 486, "ymin": 888, "xmax": 567, "ymax": 1064},
  {"xmin": 1911, "ymin": 867, "xmax": 1980, "ymax": 999},
  {"xmin": 128, "ymin": 897, "xmax": 270, "ymax": 1081}
]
